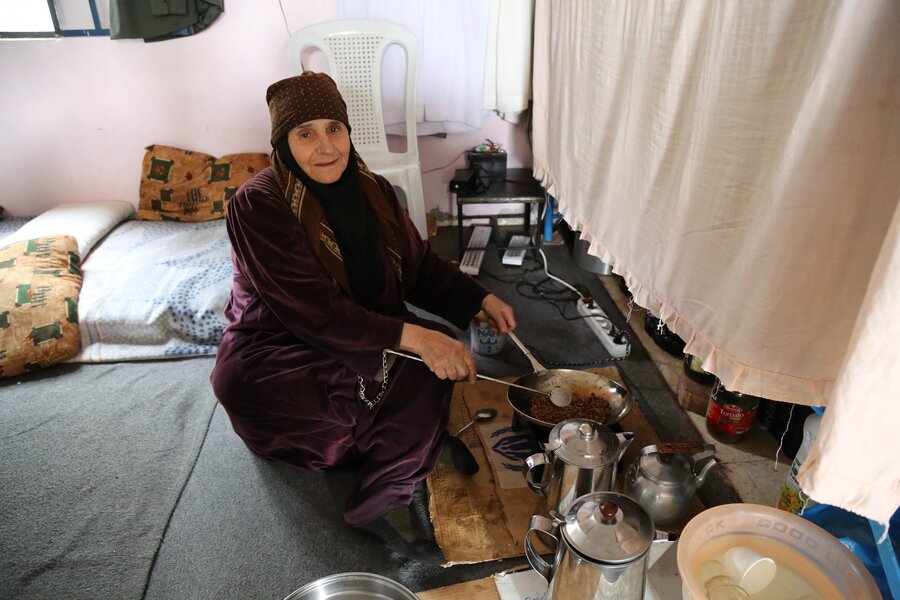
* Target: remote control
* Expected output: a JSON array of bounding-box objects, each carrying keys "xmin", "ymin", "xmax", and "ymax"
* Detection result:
[
  {"xmin": 501, "ymin": 235, "xmax": 530, "ymax": 266},
  {"xmin": 460, "ymin": 225, "xmax": 492, "ymax": 275}
]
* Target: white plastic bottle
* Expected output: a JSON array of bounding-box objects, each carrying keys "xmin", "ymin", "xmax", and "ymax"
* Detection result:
[{"xmin": 777, "ymin": 411, "xmax": 822, "ymax": 514}]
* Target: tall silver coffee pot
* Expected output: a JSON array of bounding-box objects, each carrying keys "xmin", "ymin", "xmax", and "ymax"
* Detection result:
[
  {"xmin": 523, "ymin": 418, "xmax": 634, "ymax": 518},
  {"xmin": 526, "ymin": 491, "xmax": 669, "ymax": 600}
]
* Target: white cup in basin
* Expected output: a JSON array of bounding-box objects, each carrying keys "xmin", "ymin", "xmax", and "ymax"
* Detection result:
[{"xmin": 722, "ymin": 546, "xmax": 776, "ymax": 595}]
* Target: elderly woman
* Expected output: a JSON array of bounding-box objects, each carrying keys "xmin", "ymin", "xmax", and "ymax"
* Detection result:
[{"xmin": 210, "ymin": 72, "xmax": 515, "ymax": 563}]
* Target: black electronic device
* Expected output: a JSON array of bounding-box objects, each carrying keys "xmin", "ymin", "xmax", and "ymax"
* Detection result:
[
  {"xmin": 467, "ymin": 151, "xmax": 507, "ymax": 179},
  {"xmin": 449, "ymin": 169, "xmax": 478, "ymax": 193}
]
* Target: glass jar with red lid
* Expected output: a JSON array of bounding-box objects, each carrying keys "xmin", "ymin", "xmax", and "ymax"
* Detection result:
[{"xmin": 705, "ymin": 379, "xmax": 761, "ymax": 443}]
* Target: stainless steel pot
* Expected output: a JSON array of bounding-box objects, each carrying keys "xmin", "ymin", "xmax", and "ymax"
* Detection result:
[
  {"xmin": 508, "ymin": 369, "xmax": 634, "ymax": 428},
  {"xmin": 283, "ymin": 572, "xmax": 418, "ymax": 600},
  {"xmin": 523, "ymin": 418, "xmax": 634, "ymax": 518},
  {"xmin": 525, "ymin": 492, "xmax": 667, "ymax": 600}
]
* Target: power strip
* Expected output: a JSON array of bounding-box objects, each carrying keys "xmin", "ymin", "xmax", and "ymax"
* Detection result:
[
  {"xmin": 575, "ymin": 297, "xmax": 631, "ymax": 359},
  {"xmin": 460, "ymin": 225, "xmax": 491, "ymax": 275},
  {"xmin": 501, "ymin": 235, "xmax": 530, "ymax": 266}
]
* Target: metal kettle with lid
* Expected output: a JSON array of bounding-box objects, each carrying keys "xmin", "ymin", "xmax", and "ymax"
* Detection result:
[
  {"xmin": 525, "ymin": 491, "xmax": 671, "ymax": 600},
  {"xmin": 523, "ymin": 418, "xmax": 634, "ymax": 517},
  {"xmin": 623, "ymin": 442, "xmax": 718, "ymax": 527}
]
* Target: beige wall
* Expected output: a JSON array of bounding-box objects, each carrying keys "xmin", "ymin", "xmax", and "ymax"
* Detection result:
[{"xmin": 0, "ymin": 0, "xmax": 531, "ymax": 222}]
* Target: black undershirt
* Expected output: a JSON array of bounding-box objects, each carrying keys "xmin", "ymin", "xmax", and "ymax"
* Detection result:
[{"xmin": 275, "ymin": 137, "xmax": 384, "ymax": 305}]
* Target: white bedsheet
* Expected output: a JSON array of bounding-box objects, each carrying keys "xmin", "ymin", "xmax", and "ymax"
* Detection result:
[{"xmin": 74, "ymin": 220, "xmax": 232, "ymax": 362}]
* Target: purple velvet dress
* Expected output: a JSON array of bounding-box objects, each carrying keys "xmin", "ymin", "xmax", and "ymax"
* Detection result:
[{"xmin": 210, "ymin": 167, "xmax": 487, "ymax": 526}]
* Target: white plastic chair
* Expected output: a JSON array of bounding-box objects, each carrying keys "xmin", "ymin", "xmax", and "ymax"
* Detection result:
[{"xmin": 287, "ymin": 19, "xmax": 428, "ymax": 238}]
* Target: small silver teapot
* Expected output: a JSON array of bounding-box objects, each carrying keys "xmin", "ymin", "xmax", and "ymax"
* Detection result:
[{"xmin": 623, "ymin": 442, "xmax": 718, "ymax": 527}]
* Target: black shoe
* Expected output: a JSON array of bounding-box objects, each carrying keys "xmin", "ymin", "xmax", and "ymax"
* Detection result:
[
  {"xmin": 355, "ymin": 505, "xmax": 444, "ymax": 565},
  {"xmin": 408, "ymin": 480, "xmax": 434, "ymax": 537},
  {"xmin": 439, "ymin": 436, "xmax": 480, "ymax": 475},
  {"xmin": 644, "ymin": 313, "xmax": 686, "ymax": 357}
]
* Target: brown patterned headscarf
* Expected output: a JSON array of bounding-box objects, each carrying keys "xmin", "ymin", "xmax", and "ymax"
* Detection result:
[
  {"xmin": 266, "ymin": 72, "xmax": 404, "ymax": 300},
  {"xmin": 267, "ymin": 71, "xmax": 351, "ymax": 145}
]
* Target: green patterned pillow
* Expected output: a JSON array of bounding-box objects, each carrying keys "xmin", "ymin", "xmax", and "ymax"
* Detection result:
[
  {"xmin": 0, "ymin": 236, "xmax": 82, "ymax": 378},
  {"xmin": 137, "ymin": 145, "xmax": 270, "ymax": 221}
]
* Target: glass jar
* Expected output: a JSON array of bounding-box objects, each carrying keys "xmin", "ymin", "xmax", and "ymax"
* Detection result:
[
  {"xmin": 683, "ymin": 354, "xmax": 716, "ymax": 386},
  {"xmin": 705, "ymin": 380, "xmax": 761, "ymax": 444}
]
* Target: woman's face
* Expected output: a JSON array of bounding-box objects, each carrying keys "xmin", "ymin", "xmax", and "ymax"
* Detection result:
[{"xmin": 287, "ymin": 119, "xmax": 351, "ymax": 184}]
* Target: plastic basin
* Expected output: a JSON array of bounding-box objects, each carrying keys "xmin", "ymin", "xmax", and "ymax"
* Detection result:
[{"xmin": 677, "ymin": 503, "xmax": 882, "ymax": 599}]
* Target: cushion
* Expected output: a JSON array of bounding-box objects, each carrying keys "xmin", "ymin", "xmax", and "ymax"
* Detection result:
[
  {"xmin": 0, "ymin": 236, "xmax": 83, "ymax": 378},
  {"xmin": 138, "ymin": 145, "xmax": 270, "ymax": 221},
  {"xmin": 0, "ymin": 201, "xmax": 134, "ymax": 258}
]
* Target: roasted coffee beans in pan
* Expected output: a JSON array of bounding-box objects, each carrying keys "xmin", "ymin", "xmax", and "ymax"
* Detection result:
[{"xmin": 530, "ymin": 393, "xmax": 611, "ymax": 425}]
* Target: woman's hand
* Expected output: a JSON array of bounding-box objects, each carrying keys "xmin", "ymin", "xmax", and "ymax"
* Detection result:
[
  {"xmin": 399, "ymin": 324, "xmax": 477, "ymax": 383},
  {"xmin": 480, "ymin": 294, "xmax": 516, "ymax": 334}
]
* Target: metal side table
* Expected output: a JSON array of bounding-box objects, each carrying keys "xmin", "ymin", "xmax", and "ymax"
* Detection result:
[{"xmin": 453, "ymin": 168, "xmax": 546, "ymax": 259}]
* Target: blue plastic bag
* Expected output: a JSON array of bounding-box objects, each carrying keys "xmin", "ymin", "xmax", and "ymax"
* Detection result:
[{"xmin": 800, "ymin": 503, "xmax": 899, "ymax": 599}]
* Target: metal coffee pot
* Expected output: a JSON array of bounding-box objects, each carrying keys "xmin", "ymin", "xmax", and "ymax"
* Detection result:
[
  {"xmin": 526, "ymin": 491, "xmax": 671, "ymax": 600},
  {"xmin": 523, "ymin": 418, "xmax": 634, "ymax": 518},
  {"xmin": 623, "ymin": 442, "xmax": 718, "ymax": 527}
]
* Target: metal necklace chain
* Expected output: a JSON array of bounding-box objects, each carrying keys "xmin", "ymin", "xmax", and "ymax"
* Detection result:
[{"xmin": 358, "ymin": 351, "xmax": 390, "ymax": 410}]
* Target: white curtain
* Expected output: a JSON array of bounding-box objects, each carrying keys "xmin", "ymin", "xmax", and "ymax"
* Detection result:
[
  {"xmin": 482, "ymin": 0, "xmax": 534, "ymax": 123},
  {"xmin": 531, "ymin": 0, "xmax": 900, "ymax": 523},
  {"xmin": 339, "ymin": 0, "xmax": 489, "ymax": 134},
  {"xmin": 338, "ymin": 0, "xmax": 533, "ymax": 133}
]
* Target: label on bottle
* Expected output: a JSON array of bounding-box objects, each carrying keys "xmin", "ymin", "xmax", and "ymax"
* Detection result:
[
  {"xmin": 707, "ymin": 400, "xmax": 757, "ymax": 435},
  {"xmin": 777, "ymin": 467, "xmax": 808, "ymax": 514},
  {"xmin": 776, "ymin": 415, "xmax": 820, "ymax": 514},
  {"xmin": 777, "ymin": 456, "xmax": 818, "ymax": 514}
]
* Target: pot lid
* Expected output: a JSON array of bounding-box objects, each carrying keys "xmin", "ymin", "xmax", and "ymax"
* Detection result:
[
  {"xmin": 638, "ymin": 452, "xmax": 694, "ymax": 485},
  {"xmin": 547, "ymin": 419, "xmax": 618, "ymax": 467},
  {"xmin": 561, "ymin": 492, "xmax": 654, "ymax": 564}
]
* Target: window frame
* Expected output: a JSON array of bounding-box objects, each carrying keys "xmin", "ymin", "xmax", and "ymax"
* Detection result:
[{"xmin": 0, "ymin": 0, "xmax": 109, "ymax": 38}]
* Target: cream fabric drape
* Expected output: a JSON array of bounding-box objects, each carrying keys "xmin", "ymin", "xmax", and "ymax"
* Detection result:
[
  {"xmin": 798, "ymin": 202, "xmax": 900, "ymax": 524},
  {"xmin": 532, "ymin": 0, "xmax": 899, "ymax": 523}
]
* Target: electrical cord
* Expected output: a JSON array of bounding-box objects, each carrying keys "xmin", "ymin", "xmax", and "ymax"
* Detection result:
[
  {"xmin": 469, "ymin": 165, "xmax": 538, "ymax": 193},
  {"xmin": 463, "ymin": 172, "xmax": 633, "ymax": 366},
  {"xmin": 478, "ymin": 212, "xmax": 632, "ymax": 367},
  {"xmin": 422, "ymin": 147, "xmax": 470, "ymax": 174},
  {"xmin": 276, "ymin": 0, "xmax": 291, "ymax": 37}
]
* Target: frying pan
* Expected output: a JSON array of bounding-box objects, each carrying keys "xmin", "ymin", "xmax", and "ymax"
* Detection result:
[
  {"xmin": 508, "ymin": 369, "xmax": 633, "ymax": 428},
  {"xmin": 506, "ymin": 332, "xmax": 633, "ymax": 428}
]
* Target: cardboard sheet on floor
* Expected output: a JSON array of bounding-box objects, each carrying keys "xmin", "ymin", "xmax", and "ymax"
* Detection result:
[{"xmin": 429, "ymin": 367, "xmax": 631, "ymax": 565}]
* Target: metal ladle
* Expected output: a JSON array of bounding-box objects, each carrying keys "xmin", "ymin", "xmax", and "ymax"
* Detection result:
[
  {"xmin": 384, "ymin": 349, "xmax": 560, "ymax": 401},
  {"xmin": 455, "ymin": 408, "xmax": 497, "ymax": 437},
  {"xmin": 506, "ymin": 332, "xmax": 573, "ymax": 407}
]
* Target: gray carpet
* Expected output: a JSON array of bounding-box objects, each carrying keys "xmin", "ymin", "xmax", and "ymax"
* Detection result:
[
  {"xmin": 0, "ymin": 358, "xmax": 217, "ymax": 600},
  {"xmin": 143, "ymin": 403, "xmax": 524, "ymax": 599},
  {"xmin": 0, "ymin": 228, "xmax": 738, "ymax": 600},
  {"xmin": 141, "ymin": 239, "xmax": 643, "ymax": 599}
]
